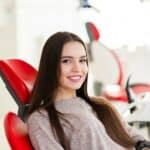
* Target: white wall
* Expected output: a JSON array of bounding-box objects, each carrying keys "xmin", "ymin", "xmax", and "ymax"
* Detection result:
[
  {"xmin": 0, "ymin": 1, "xmax": 17, "ymax": 148},
  {"xmin": 117, "ymin": 45, "xmax": 150, "ymax": 84},
  {"xmin": 16, "ymin": 0, "xmax": 89, "ymax": 68},
  {"xmin": 0, "ymin": 0, "xmax": 17, "ymax": 59}
]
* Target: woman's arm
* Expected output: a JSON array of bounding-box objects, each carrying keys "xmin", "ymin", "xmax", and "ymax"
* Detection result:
[
  {"xmin": 27, "ymin": 111, "xmax": 64, "ymax": 150},
  {"xmin": 124, "ymin": 121, "xmax": 145, "ymax": 142}
]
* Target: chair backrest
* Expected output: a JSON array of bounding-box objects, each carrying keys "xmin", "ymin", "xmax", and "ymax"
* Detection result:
[
  {"xmin": 4, "ymin": 112, "xmax": 33, "ymax": 150},
  {"xmin": 0, "ymin": 59, "xmax": 37, "ymax": 119},
  {"xmin": 85, "ymin": 22, "xmax": 124, "ymax": 85}
]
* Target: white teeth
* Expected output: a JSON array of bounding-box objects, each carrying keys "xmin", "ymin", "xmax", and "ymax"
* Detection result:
[
  {"xmin": 69, "ymin": 76, "xmax": 81, "ymax": 80},
  {"xmin": 71, "ymin": 77, "xmax": 80, "ymax": 80}
]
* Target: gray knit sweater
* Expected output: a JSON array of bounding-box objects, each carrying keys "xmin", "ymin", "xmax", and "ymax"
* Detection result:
[{"xmin": 27, "ymin": 97, "xmax": 144, "ymax": 150}]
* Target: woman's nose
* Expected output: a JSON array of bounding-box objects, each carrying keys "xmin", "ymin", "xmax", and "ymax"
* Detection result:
[{"xmin": 72, "ymin": 61, "xmax": 81, "ymax": 71}]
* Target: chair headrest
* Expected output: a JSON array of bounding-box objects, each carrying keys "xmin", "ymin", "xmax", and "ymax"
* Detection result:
[
  {"xmin": 0, "ymin": 59, "xmax": 37, "ymax": 104},
  {"xmin": 85, "ymin": 22, "xmax": 100, "ymax": 42}
]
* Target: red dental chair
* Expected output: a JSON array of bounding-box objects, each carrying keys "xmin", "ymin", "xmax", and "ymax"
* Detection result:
[
  {"xmin": 0, "ymin": 59, "xmax": 37, "ymax": 119},
  {"xmin": 4, "ymin": 112, "xmax": 33, "ymax": 150},
  {"xmin": 85, "ymin": 21, "xmax": 150, "ymax": 102},
  {"xmin": 85, "ymin": 22, "xmax": 126, "ymax": 101},
  {"xmin": 0, "ymin": 59, "xmax": 37, "ymax": 150}
]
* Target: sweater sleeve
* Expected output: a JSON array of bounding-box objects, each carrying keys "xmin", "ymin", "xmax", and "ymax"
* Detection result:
[
  {"xmin": 27, "ymin": 111, "xmax": 64, "ymax": 150},
  {"xmin": 123, "ymin": 120, "xmax": 145, "ymax": 142}
]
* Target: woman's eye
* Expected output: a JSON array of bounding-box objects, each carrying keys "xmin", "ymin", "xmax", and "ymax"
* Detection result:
[
  {"xmin": 80, "ymin": 59, "xmax": 87, "ymax": 63},
  {"xmin": 62, "ymin": 59, "xmax": 71, "ymax": 63}
]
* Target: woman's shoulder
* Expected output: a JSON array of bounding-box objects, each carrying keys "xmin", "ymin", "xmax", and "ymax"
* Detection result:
[{"xmin": 27, "ymin": 108, "xmax": 48, "ymax": 123}]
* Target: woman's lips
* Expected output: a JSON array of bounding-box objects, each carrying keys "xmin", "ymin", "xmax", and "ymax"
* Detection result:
[{"xmin": 67, "ymin": 75, "xmax": 82, "ymax": 82}]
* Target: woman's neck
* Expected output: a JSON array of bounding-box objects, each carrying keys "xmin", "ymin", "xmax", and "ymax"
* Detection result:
[{"xmin": 54, "ymin": 88, "xmax": 77, "ymax": 102}]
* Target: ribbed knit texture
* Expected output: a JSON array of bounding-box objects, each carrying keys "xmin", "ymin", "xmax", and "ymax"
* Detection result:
[{"xmin": 27, "ymin": 97, "xmax": 144, "ymax": 150}]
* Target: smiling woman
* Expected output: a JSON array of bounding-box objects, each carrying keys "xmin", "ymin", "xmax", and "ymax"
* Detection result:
[
  {"xmin": 27, "ymin": 31, "xmax": 149, "ymax": 150},
  {"xmin": 56, "ymin": 41, "xmax": 88, "ymax": 100}
]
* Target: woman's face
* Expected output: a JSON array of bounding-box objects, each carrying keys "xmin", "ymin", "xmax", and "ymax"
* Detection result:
[{"xmin": 57, "ymin": 41, "xmax": 88, "ymax": 97}]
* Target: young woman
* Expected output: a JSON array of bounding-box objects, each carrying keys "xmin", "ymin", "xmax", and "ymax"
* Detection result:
[{"xmin": 27, "ymin": 31, "xmax": 149, "ymax": 150}]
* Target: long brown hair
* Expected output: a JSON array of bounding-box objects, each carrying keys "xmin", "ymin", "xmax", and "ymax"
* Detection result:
[{"xmin": 28, "ymin": 31, "xmax": 135, "ymax": 149}]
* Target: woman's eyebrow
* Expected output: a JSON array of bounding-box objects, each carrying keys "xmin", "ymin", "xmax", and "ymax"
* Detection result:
[
  {"xmin": 61, "ymin": 56, "xmax": 73, "ymax": 59},
  {"xmin": 61, "ymin": 55, "xmax": 87, "ymax": 59},
  {"xmin": 80, "ymin": 56, "xmax": 87, "ymax": 58}
]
